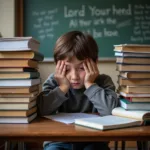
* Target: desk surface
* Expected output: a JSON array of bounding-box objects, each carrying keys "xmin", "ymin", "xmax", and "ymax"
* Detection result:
[{"xmin": 0, "ymin": 118, "xmax": 150, "ymax": 142}]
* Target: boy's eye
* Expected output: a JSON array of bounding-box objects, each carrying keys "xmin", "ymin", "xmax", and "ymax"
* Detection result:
[
  {"xmin": 66, "ymin": 68, "xmax": 70, "ymax": 72},
  {"xmin": 79, "ymin": 67, "xmax": 84, "ymax": 70}
]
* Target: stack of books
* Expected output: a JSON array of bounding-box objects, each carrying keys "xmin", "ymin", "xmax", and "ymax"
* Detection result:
[
  {"xmin": 0, "ymin": 37, "xmax": 44, "ymax": 123},
  {"xmin": 114, "ymin": 44, "xmax": 150, "ymax": 113}
]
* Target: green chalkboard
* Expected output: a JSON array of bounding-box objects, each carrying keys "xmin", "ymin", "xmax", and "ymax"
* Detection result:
[{"xmin": 24, "ymin": 0, "xmax": 150, "ymax": 60}]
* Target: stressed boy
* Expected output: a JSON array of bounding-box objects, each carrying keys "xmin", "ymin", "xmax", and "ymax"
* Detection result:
[{"xmin": 38, "ymin": 31, "xmax": 118, "ymax": 150}]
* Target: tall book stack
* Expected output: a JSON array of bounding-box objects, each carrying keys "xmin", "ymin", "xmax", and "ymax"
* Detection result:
[
  {"xmin": 114, "ymin": 44, "xmax": 150, "ymax": 115},
  {"xmin": 0, "ymin": 37, "xmax": 44, "ymax": 123}
]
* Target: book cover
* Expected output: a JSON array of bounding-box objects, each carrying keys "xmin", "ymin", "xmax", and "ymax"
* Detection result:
[
  {"xmin": 0, "ymin": 51, "xmax": 44, "ymax": 61},
  {"xmin": 118, "ymin": 76, "xmax": 150, "ymax": 86},
  {"xmin": 115, "ymin": 51, "xmax": 150, "ymax": 57},
  {"xmin": 75, "ymin": 115, "xmax": 141, "ymax": 130},
  {"xmin": 116, "ymin": 57, "xmax": 150, "ymax": 65},
  {"xmin": 0, "ymin": 100, "xmax": 36, "ymax": 110},
  {"xmin": 120, "ymin": 98, "xmax": 150, "ymax": 110},
  {"xmin": 0, "ymin": 72, "xmax": 40, "ymax": 79},
  {"xmin": 0, "ymin": 97, "xmax": 36, "ymax": 103},
  {"xmin": 120, "ymin": 72, "xmax": 150, "ymax": 79},
  {"xmin": 116, "ymin": 64, "xmax": 150, "ymax": 72},
  {"xmin": 0, "ymin": 106, "xmax": 37, "ymax": 117},
  {"xmin": 0, "ymin": 67, "xmax": 38, "ymax": 72},
  {"xmin": 114, "ymin": 44, "xmax": 150, "ymax": 53},
  {"xmin": 0, "ymin": 85, "xmax": 39, "ymax": 93},
  {"xmin": 124, "ymin": 97, "xmax": 150, "ymax": 103},
  {"xmin": 112, "ymin": 107, "xmax": 150, "ymax": 121},
  {"xmin": 119, "ymin": 91, "xmax": 150, "ymax": 97},
  {"xmin": 0, "ymin": 59, "xmax": 38, "ymax": 68},
  {"xmin": 0, "ymin": 90, "xmax": 39, "ymax": 98},
  {"xmin": 0, "ymin": 78, "xmax": 41, "ymax": 87},
  {"xmin": 0, "ymin": 37, "xmax": 40, "ymax": 51},
  {"xmin": 119, "ymin": 85, "xmax": 150, "ymax": 93},
  {"xmin": 0, "ymin": 113, "xmax": 37, "ymax": 123}
]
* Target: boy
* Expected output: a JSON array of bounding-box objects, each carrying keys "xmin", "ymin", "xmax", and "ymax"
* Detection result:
[{"xmin": 37, "ymin": 31, "xmax": 118, "ymax": 150}]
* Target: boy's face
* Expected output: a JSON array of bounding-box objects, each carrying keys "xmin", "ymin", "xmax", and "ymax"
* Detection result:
[{"xmin": 64, "ymin": 56, "xmax": 85, "ymax": 89}]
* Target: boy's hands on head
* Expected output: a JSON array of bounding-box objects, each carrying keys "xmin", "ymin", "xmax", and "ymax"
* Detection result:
[
  {"xmin": 54, "ymin": 60, "xmax": 70, "ymax": 94},
  {"xmin": 83, "ymin": 58, "xmax": 99, "ymax": 89}
]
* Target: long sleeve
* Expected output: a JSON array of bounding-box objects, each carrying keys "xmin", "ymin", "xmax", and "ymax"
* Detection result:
[
  {"xmin": 84, "ymin": 74, "xmax": 119, "ymax": 116},
  {"xmin": 37, "ymin": 74, "xmax": 68, "ymax": 116}
]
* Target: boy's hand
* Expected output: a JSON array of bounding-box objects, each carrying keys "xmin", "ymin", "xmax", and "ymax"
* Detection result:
[
  {"xmin": 54, "ymin": 60, "xmax": 70, "ymax": 93},
  {"xmin": 83, "ymin": 58, "xmax": 99, "ymax": 89}
]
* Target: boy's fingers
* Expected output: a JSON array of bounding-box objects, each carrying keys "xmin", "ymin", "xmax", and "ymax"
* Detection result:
[
  {"xmin": 86, "ymin": 59, "xmax": 93, "ymax": 72},
  {"xmin": 55, "ymin": 60, "xmax": 61, "ymax": 74},
  {"xmin": 89, "ymin": 59, "xmax": 96, "ymax": 72},
  {"xmin": 83, "ymin": 62, "xmax": 89, "ymax": 73},
  {"xmin": 56, "ymin": 60, "xmax": 61, "ymax": 70},
  {"xmin": 62, "ymin": 64, "xmax": 66, "ymax": 76},
  {"xmin": 58, "ymin": 61, "xmax": 65, "ymax": 74},
  {"xmin": 90, "ymin": 59, "xmax": 99, "ymax": 73}
]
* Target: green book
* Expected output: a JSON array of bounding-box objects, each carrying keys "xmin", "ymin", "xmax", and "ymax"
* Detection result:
[{"xmin": 120, "ymin": 98, "xmax": 150, "ymax": 110}]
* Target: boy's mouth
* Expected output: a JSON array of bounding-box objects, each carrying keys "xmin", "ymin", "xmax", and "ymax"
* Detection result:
[{"xmin": 71, "ymin": 83, "xmax": 80, "ymax": 86}]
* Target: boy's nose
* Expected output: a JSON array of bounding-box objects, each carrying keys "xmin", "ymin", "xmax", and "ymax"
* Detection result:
[{"xmin": 71, "ymin": 70, "xmax": 79, "ymax": 80}]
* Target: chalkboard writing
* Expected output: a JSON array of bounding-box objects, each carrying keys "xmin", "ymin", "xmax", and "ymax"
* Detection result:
[{"xmin": 24, "ymin": 0, "xmax": 150, "ymax": 60}]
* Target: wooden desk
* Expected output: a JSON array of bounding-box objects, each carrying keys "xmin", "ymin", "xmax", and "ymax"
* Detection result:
[{"xmin": 0, "ymin": 118, "xmax": 150, "ymax": 149}]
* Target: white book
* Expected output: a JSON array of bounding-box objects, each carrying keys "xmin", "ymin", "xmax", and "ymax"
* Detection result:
[
  {"xmin": 114, "ymin": 43, "xmax": 150, "ymax": 47},
  {"xmin": 112, "ymin": 107, "xmax": 150, "ymax": 121},
  {"xmin": 0, "ymin": 113, "xmax": 37, "ymax": 123},
  {"xmin": 0, "ymin": 37, "xmax": 40, "ymax": 51},
  {"xmin": 0, "ymin": 78, "xmax": 41, "ymax": 87},
  {"xmin": 114, "ymin": 44, "xmax": 150, "ymax": 47},
  {"xmin": 119, "ymin": 91, "xmax": 150, "ymax": 97},
  {"xmin": 0, "ymin": 97, "xmax": 36, "ymax": 103},
  {"xmin": 115, "ymin": 52, "xmax": 150, "ymax": 57},
  {"xmin": 75, "ymin": 115, "xmax": 141, "ymax": 130},
  {"xmin": 0, "ymin": 91, "xmax": 39, "ymax": 98}
]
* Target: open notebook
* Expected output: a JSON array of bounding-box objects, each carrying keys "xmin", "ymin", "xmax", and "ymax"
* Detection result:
[{"xmin": 75, "ymin": 115, "xmax": 141, "ymax": 130}]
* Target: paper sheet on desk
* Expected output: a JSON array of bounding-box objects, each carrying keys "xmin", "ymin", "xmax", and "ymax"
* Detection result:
[{"xmin": 44, "ymin": 113, "xmax": 99, "ymax": 124}]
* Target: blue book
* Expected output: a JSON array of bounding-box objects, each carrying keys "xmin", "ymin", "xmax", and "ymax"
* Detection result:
[
  {"xmin": 115, "ymin": 51, "xmax": 150, "ymax": 58},
  {"xmin": 120, "ymin": 98, "xmax": 150, "ymax": 110}
]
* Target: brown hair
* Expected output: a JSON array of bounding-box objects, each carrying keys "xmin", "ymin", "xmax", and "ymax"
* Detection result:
[{"xmin": 53, "ymin": 31, "xmax": 98, "ymax": 63}]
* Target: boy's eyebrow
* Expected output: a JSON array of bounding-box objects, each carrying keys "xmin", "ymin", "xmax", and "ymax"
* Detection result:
[
  {"xmin": 65, "ymin": 61, "xmax": 83, "ymax": 66},
  {"xmin": 76, "ymin": 62, "xmax": 84, "ymax": 65}
]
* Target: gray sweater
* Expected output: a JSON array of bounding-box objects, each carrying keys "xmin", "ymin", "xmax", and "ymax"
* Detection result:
[{"xmin": 37, "ymin": 73, "xmax": 118, "ymax": 116}]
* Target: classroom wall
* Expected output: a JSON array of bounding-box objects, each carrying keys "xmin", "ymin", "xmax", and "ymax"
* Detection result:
[
  {"xmin": 0, "ymin": 0, "xmax": 118, "ymax": 88},
  {"xmin": 0, "ymin": 0, "xmax": 15, "ymax": 37}
]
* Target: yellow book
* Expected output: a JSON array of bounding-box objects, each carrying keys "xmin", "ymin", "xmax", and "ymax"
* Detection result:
[
  {"xmin": 119, "ymin": 86, "xmax": 150, "ymax": 93},
  {"xmin": 116, "ymin": 64, "xmax": 150, "ymax": 72},
  {"xmin": 120, "ymin": 72, "xmax": 150, "ymax": 79},
  {"xmin": 0, "ymin": 59, "xmax": 38, "ymax": 68},
  {"xmin": 0, "ymin": 85, "xmax": 38, "ymax": 93},
  {"xmin": 0, "ymin": 107, "xmax": 37, "ymax": 117},
  {"xmin": 116, "ymin": 57, "xmax": 150, "ymax": 64},
  {"xmin": 114, "ymin": 44, "xmax": 150, "ymax": 53},
  {"xmin": 0, "ymin": 51, "xmax": 44, "ymax": 61}
]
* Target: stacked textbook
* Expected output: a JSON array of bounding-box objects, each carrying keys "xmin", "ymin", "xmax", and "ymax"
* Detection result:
[
  {"xmin": 0, "ymin": 37, "xmax": 44, "ymax": 123},
  {"xmin": 114, "ymin": 44, "xmax": 150, "ymax": 110},
  {"xmin": 114, "ymin": 44, "xmax": 150, "ymax": 120}
]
